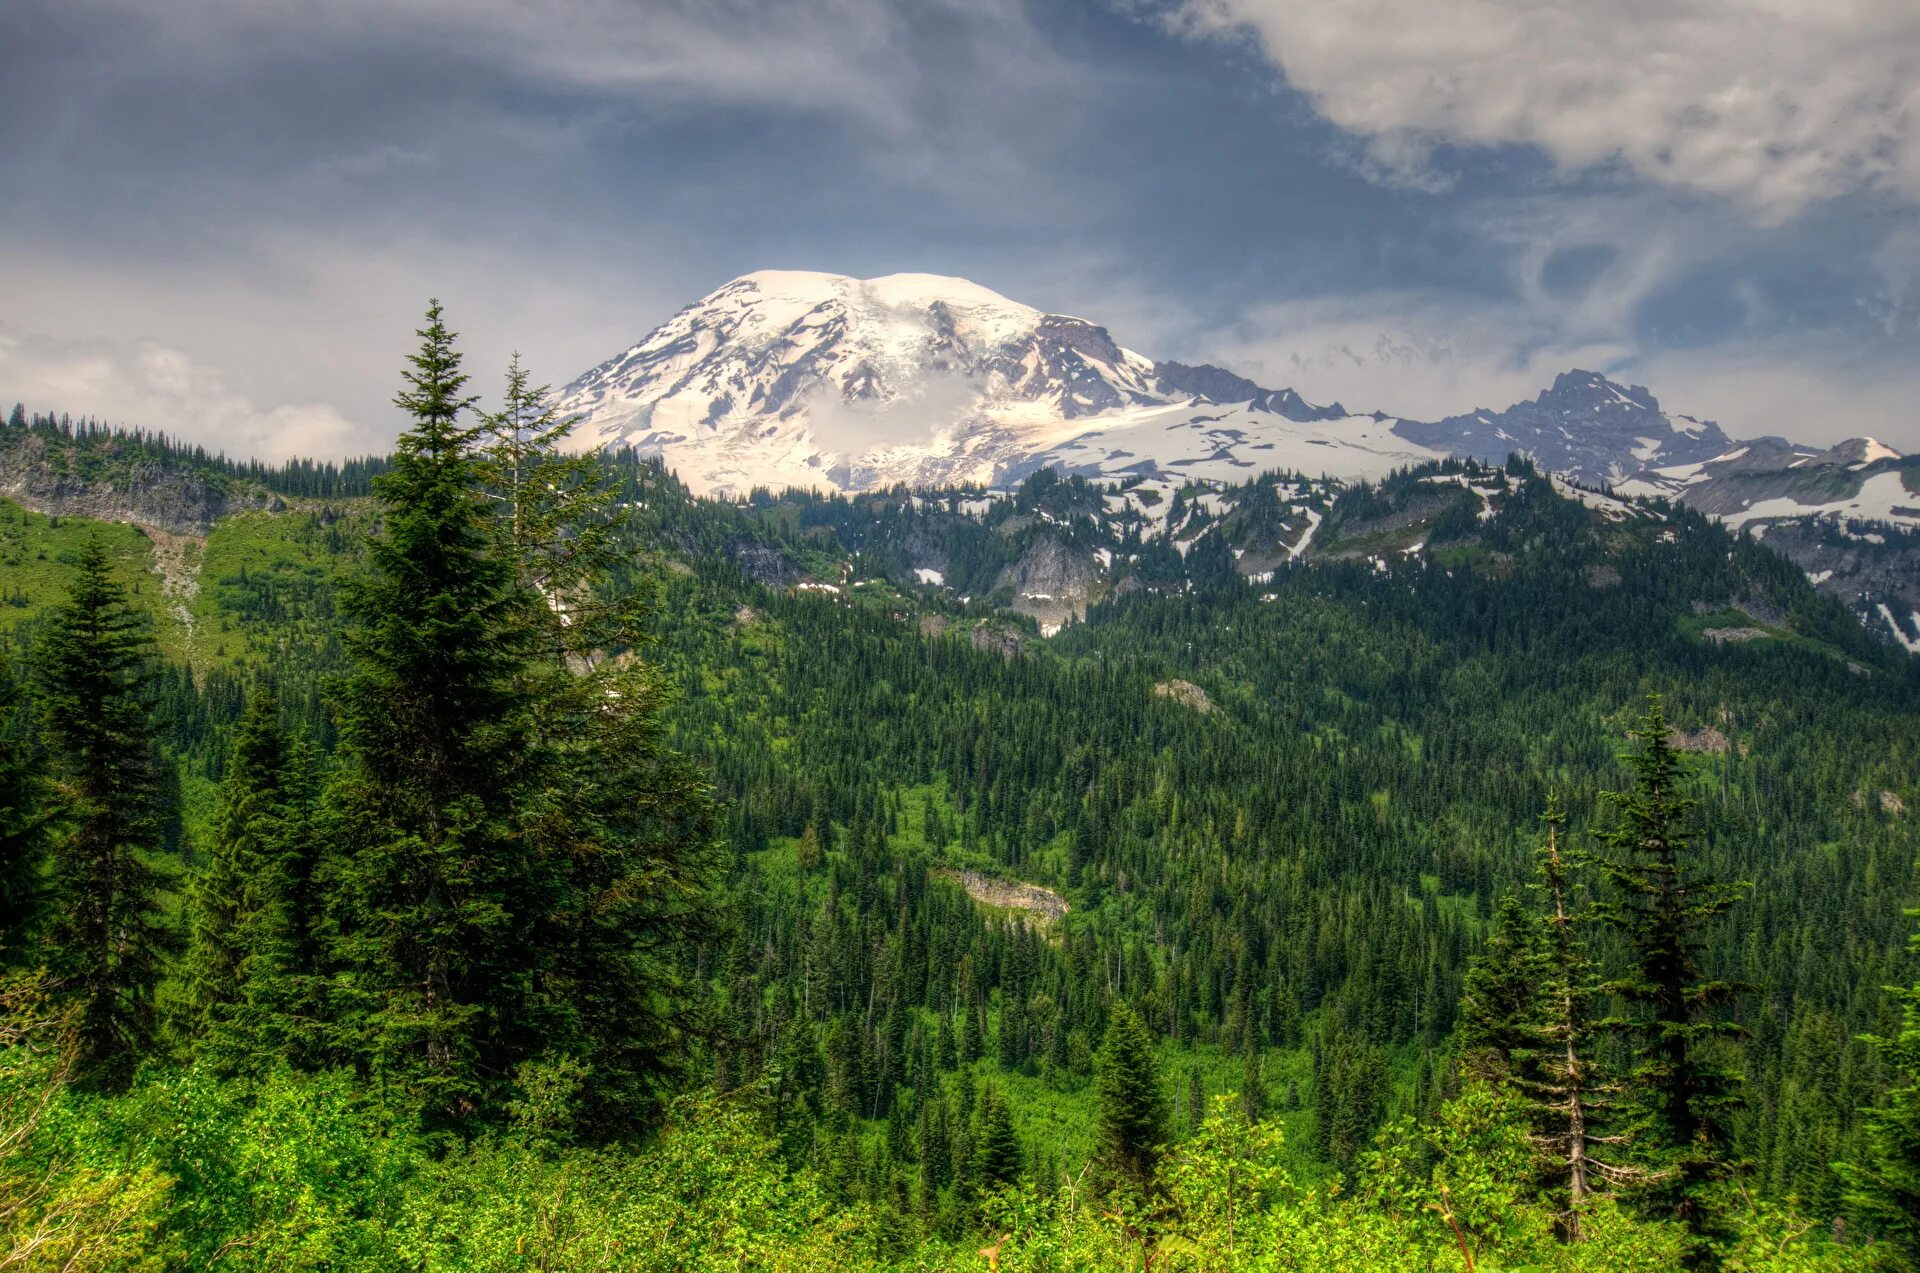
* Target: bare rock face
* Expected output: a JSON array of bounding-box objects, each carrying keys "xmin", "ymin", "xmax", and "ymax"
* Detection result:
[
  {"xmin": 969, "ymin": 623, "xmax": 1024, "ymax": 659},
  {"xmin": 939, "ymin": 869, "xmax": 1069, "ymax": 927},
  {"xmin": 727, "ymin": 540, "xmax": 800, "ymax": 588},
  {"xmin": 0, "ymin": 432, "xmax": 279, "ymax": 536},
  {"xmin": 1668, "ymin": 726, "xmax": 1731, "ymax": 754},
  {"xmin": 994, "ymin": 534, "xmax": 1098, "ymax": 633},
  {"xmin": 1153, "ymin": 679, "xmax": 1215, "ymax": 714},
  {"xmin": 1853, "ymin": 789, "xmax": 1907, "ymax": 815}
]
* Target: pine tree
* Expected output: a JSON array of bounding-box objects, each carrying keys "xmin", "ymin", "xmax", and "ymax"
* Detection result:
[
  {"xmin": 1463, "ymin": 797, "xmax": 1622, "ymax": 1241},
  {"xmin": 0, "ymin": 652, "xmax": 49, "ymax": 952},
  {"xmin": 1839, "ymin": 912, "xmax": 1920, "ymax": 1260},
  {"xmin": 185, "ymin": 690, "xmax": 317, "ymax": 1073},
  {"xmin": 1527, "ymin": 794, "xmax": 1621, "ymax": 1242},
  {"xmin": 1591, "ymin": 698, "xmax": 1747, "ymax": 1260},
  {"xmin": 972, "ymin": 1083, "xmax": 1022, "ymax": 1190},
  {"xmin": 1457, "ymin": 890, "xmax": 1546, "ymax": 1078},
  {"xmin": 320, "ymin": 302, "xmax": 549, "ymax": 1128},
  {"xmin": 35, "ymin": 539, "xmax": 176, "ymax": 1087},
  {"xmin": 997, "ymin": 993, "xmax": 1026, "ymax": 1071},
  {"xmin": 529, "ymin": 649, "xmax": 722, "ymax": 1129},
  {"xmin": 1095, "ymin": 1001, "xmax": 1168, "ymax": 1189},
  {"xmin": 795, "ymin": 822, "xmax": 824, "ymax": 871},
  {"xmin": 1238, "ymin": 1049, "xmax": 1266, "ymax": 1124}
]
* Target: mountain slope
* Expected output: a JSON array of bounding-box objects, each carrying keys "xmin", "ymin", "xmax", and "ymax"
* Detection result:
[{"xmin": 1617, "ymin": 437, "xmax": 1920, "ymax": 647}]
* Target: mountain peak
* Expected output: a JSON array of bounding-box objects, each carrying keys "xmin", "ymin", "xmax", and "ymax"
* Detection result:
[
  {"xmin": 554, "ymin": 271, "xmax": 1439, "ymax": 495},
  {"xmin": 1544, "ymin": 370, "xmax": 1658, "ymax": 412}
]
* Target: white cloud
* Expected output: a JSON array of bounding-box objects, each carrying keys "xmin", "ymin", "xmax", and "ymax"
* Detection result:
[
  {"xmin": 1633, "ymin": 345, "xmax": 1920, "ymax": 449},
  {"xmin": 1169, "ymin": 0, "xmax": 1920, "ymax": 218},
  {"xmin": 1196, "ymin": 292, "xmax": 1632, "ymax": 421},
  {"xmin": 0, "ymin": 330, "xmax": 360, "ymax": 463}
]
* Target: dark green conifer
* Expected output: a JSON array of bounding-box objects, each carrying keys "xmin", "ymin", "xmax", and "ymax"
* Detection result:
[
  {"xmin": 0, "ymin": 652, "xmax": 49, "ymax": 952},
  {"xmin": 186, "ymin": 689, "xmax": 318, "ymax": 1073},
  {"xmin": 1095, "ymin": 1000, "xmax": 1168, "ymax": 1188},
  {"xmin": 1840, "ymin": 913, "xmax": 1920, "ymax": 1259},
  {"xmin": 1591, "ymin": 697, "xmax": 1747, "ymax": 1261},
  {"xmin": 1458, "ymin": 891, "xmax": 1546, "ymax": 1078},
  {"xmin": 320, "ymin": 302, "xmax": 549, "ymax": 1128},
  {"xmin": 972, "ymin": 1083, "xmax": 1022, "ymax": 1190},
  {"xmin": 35, "ymin": 539, "xmax": 176, "ymax": 1087}
]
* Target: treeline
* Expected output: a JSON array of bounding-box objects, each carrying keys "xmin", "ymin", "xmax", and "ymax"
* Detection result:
[{"xmin": 2, "ymin": 402, "xmax": 392, "ymax": 497}]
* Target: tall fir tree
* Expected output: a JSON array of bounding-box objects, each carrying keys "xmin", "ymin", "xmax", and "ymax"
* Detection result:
[
  {"xmin": 972, "ymin": 1083, "xmax": 1022, "ymax": 1191},
  {"xmin": 320, "ymin": 302, "xmax": 550, "ymax": 1128},
  {"xmin": 1461, "ymin": 796, "xmax": 1622, "ymax": 1241},
  {"xmin": 0, "ymin": 651, "xmax": 49, "ymax": 953},
  {"xmin": 1095, "ymin": 1001, "xmax": 1168, "ymax": 1189},
  {"xmin": 35, "ymin": 539, "xmax": 176, "ymax": 1087},
  {"xmin": 1839, "ymin": 913, "xmax": 1920, "ymax": 1260},
  {"xmin": 1591, "ymin": 698, "xmax": 1747, "ymax": 1262},
  {"xmin": 467, "ymin": 354, "xmax": 723, "ymax": 1129},
  {"xmin": 1457, "ymin": 890, "xmax": 1546, "ymax": 1078},
  {"xmin": 185, "ymin": 689, "xmax": 317, "ymax": 1073},
  {"xmin": 522, "ymin": 650, "xmax": 722, "ymax": 1129}
]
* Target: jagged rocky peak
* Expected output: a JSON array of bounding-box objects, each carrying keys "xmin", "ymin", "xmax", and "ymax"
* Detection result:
[
  {"xmin": 1394, "ymin": 368, "xmax": 1733, "ymax": 486},
  {"xmin": 1541, "ymin": 369, "xmax": 1659, "ymax": 412}
]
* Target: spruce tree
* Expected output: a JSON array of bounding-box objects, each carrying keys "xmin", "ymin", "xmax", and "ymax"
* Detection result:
[
  {"xmin": 320, "ymin": 301, "xmax": 549, "ymax": 1128},
  {"xmin": 0, "ymin": 651, "xmax": 48, "ymax": 952},
  {"xmin": 529, "ymin": 652, "xmax": 722, "ymax": 1128},
  {"xmin": 1458, "ymin": 890, "xmax": 1546, "ymax": 1079},
  {"xmin": 972, "ymin": 1083, "xmax": 1022, "ymax": 1190},
  {"xmin": 1463, "ymin": 796, "xmax": 1620, "ymax": 1240},
  {"xmin": 186, "ymin": 689, "xmax": 317, "ymax": 1073},
  {"xmin": 35, "ymin": 539, "xmax": 176, "ymax": 1087},
  {"xmin": 1095, "ymin": 1001, "xmax": 1168, "ymax": 1189},
  {"xmin": 1839, "ymin": 913, "xmax": 1920, "ymax": 1259},
  {"xmin": 1591, "ymin": 698, "xmax": 1746, "ymax": 1260}
]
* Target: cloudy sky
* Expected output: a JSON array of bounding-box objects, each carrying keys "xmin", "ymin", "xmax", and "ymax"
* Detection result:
[{"xmin": 4, "ymin": 0, "xmax": 1920, "ymax": 459}]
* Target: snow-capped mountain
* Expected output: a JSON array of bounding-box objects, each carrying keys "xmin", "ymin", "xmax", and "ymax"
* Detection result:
[
  {"xmin": 557, "ymin": 269, "xmax": 1919, "ymax": 649},
  {"xmin": 555, "ymin": 270, "xmax": 1444, "ymax": 496},
  {"xmin": 1396, "ymin": 370, "xmax": 1733, "ymax": 486}
]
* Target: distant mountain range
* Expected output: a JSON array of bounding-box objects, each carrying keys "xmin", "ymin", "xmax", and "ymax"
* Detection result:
[{"xmin": 555, "ymin": 270, "xmax": 1919, "ymax": 648}]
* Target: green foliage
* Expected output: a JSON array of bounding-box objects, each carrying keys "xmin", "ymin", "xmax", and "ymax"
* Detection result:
[
  {"xmin": 184, "ymin": 691, "xmax": 320, "ymax": 1073},
  {"xmin": 1590, "ymin": 698, "xmax": 1749, "ymax": 1257},
  {"xmin": 34, "ymin": 539, "xmax": 178, "ymax": 1088},
  {"xmin": 1095, "ymin": 1001, "xmax": 1169, "ymax": 1190},
  {"xmin": 0, "ymin": 652, "xmax": 49, "ymax": 949},
  {"xmin": 1839, "ymin": 913, "xmax": 1920, "ymax": 1263}
]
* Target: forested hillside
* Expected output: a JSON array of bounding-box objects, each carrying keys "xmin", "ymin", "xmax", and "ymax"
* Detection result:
[{"xmin": 2, "ymin": 314, "xmax": 1919, "ymax": 1270}]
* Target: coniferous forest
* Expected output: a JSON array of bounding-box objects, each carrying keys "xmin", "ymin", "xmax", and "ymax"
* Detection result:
[{"xmin": 5, "ymin": 307, "xmax": 1920, "ymax": 1270}]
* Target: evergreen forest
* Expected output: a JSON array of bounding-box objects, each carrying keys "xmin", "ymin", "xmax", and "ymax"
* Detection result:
[{"xmin": 3, "ymin": 308, "xmax": 1920, "ymax": 1270}]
